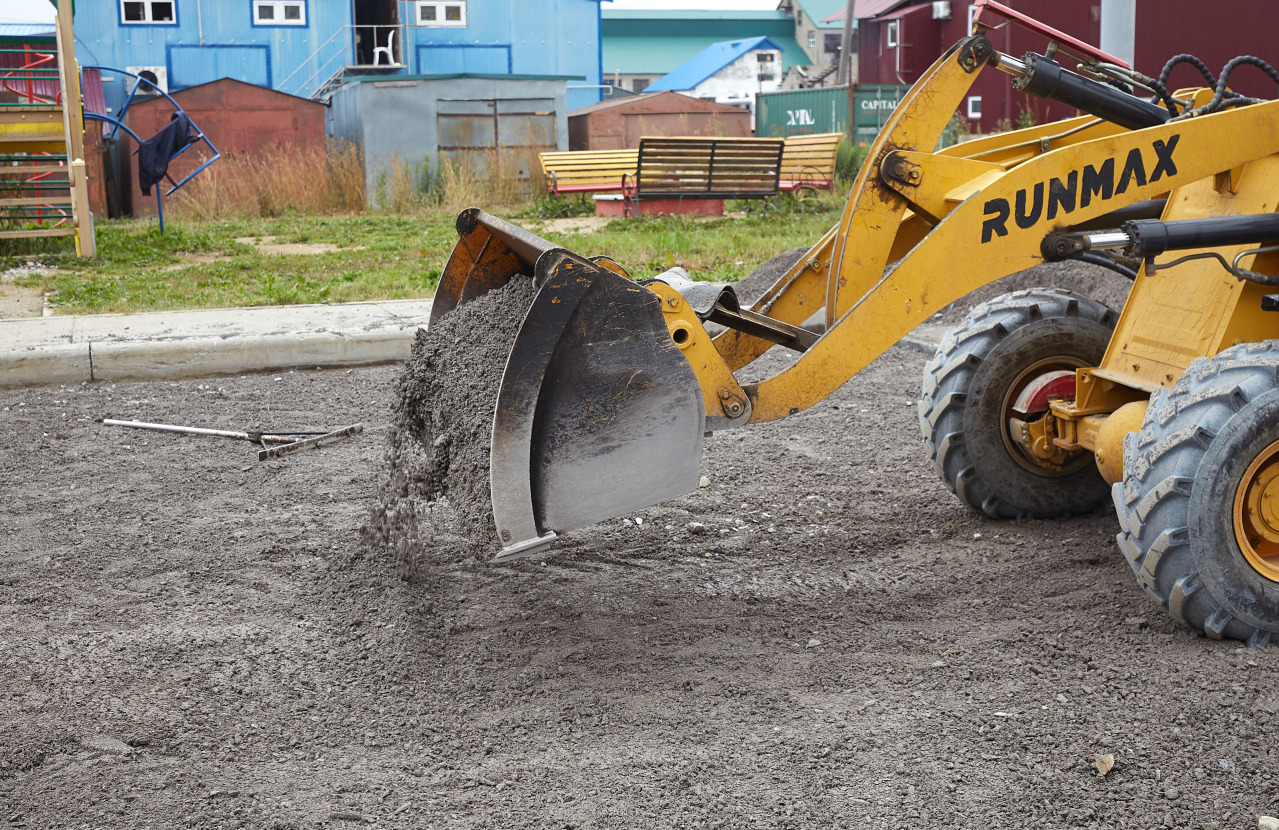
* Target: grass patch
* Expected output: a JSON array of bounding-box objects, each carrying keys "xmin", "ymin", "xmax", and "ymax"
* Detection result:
[
  {"xmin": 525, "ymin": 194, "xmax": 845, "ymax": 283},
  {"xmin": 12, "ymin": 193, "xmax": 845, "ymax": 315}
]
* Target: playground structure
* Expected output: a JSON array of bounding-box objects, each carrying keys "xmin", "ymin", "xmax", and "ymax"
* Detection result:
[
  {"xmin": 0, "ymin": 2, "xmax": 220, "ymax": 252},
  {"xmin": 80, "ymin": 67, "xmax": 220, "ymax": 234},
  {"xmin": 0, "ymin": 0, "xmax": 92, "ymax": 256}
]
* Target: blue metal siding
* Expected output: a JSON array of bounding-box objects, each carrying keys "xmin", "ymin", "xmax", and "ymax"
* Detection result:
[
  {"xmin": 77, "ymin": 0, "xmax": 603, "ymax": 113},
  {"xmin": 168, "ymin": 44, "xmax": 271, "ymax": 89},
  {"xmin": 405, "ymin": 0, "xmax": 601, "ymax": 109},
  {"xmin": 416, "ymin": 44, "xmax": 512, "ymax": 74}
]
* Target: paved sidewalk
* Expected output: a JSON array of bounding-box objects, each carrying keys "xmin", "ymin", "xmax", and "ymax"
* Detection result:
[{"xmin": 0, "ymin": 299, "xmax": 434, "ymax": 388}]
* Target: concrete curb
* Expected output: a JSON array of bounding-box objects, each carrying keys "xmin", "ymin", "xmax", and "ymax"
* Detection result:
[
  {"xmin": 0, "ymin": 299, "xmax": 950, "ymax": 390},
  {"xmin": 88, "ymin": 330, "xmax": 414, "ymax": 383},
  {"xmin": 0, "ymin": 299, "xmax": 433, "ymax": 389},
  {"xmin": 899, "ymin": 336, "xmax": 939, "ymax": 356},
  {"xmin": 2, "ymin": 341, "xmax": 93, "ymax": 387}
]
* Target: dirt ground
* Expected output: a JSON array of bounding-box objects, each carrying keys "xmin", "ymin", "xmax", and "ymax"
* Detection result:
[
  {"xmin": 0, "ymin": 266, "xmax": 49, "ymax": 319},
  {"xmin": 3, "ymin": 264, "xmax": 1279, "ymax": 829}
]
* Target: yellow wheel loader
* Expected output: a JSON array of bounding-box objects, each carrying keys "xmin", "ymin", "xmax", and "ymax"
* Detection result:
[{"xmin": 428, "ymin": 0, "xmax": 1279, "ymax": 645}]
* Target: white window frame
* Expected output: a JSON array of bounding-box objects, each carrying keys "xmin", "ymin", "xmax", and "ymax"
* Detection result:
[
  {"xmin": 886, "ymin": 20, "xmax": 900, "ymax": 48},
  {"xmin": 968, "ymin": 3, "xmax": 980, "ymax": 34},
  {"xmin": 967, "ymin": 95, "xmax": 982, "ymax": 119},
  {"xmin": 120, "ymin": 0, "xmax": 176, "ymax": 24},
  {"xmin": 253, "ymin": 0, "xmax": 306, "ymax": 26},
  {"xmin": 807, "ymin": 31, "xmax": 816, "ymax": 48},
  {"xmin": 414, "ymin": 1, "xmax": 467, "ymax": 27}
]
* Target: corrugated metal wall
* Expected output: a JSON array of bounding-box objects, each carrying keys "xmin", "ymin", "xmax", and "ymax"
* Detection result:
[
  {"xmin": 570, "ymin": 93, "xmax": 751, "ymax": 150},
  {"xmin": 125, "ymin": 78, "xmax": 326, "ymax": 216},
  {"xmin": 326, "ymin": 76, "xmax": 568, "ymax": 205},
  {"xmin": 756, "ymin": 86, "xmax": 849, "ymax": 137}
]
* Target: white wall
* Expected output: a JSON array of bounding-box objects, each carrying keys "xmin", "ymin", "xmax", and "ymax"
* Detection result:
[{"xmin": 688, "ymin": 48, "xmax": 783, "ymax": 111}]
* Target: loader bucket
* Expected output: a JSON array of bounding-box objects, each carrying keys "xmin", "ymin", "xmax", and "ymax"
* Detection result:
[{"xmin": 432, "ymin": 209, "xmax": 706, "ymax": 561}]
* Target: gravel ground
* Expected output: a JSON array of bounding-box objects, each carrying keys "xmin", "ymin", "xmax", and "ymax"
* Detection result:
[{"xmin": 3, "ymin": 268, "xmax": 1278, "ymax": 829}]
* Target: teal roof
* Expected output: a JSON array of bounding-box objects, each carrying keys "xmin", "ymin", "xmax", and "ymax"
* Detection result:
[
  {"xmin": 602, "ymin": 9, "xmax": 794, "ymax": 39},
  {"xmin": 649, "ymin": 37, "xmax": 784, "ymax": 92},
  {"xmin": 797, "ymin": 0, "xmax": 848, "ymax": 28},
  {"xmin": 604, "ymin": 35, "xmax": 810, "ymax": 75}
]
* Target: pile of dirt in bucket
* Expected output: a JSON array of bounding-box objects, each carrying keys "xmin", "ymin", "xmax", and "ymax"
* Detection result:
[{"xmin": 364, "ymin": 278, "xmax": 539, "ymax": 573}]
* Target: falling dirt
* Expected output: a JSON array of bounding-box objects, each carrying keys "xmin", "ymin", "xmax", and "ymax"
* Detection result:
[
  {"xmin": 364, "ymin": 278, "xmax": 539, "ymax": 571},
  {"xmin": 2, "ymin": 260, "xmax": 1278, "ymax": 828}
]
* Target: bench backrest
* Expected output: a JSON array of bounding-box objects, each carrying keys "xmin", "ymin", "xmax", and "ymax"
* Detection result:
[
  {"xmin": 780, "ymin": 132, "xmax": 844, "ymax": 183},
  {"xmin": 635, "ymin": 137, "xmax": 785, "ymax": 198},
  {"xmin": 539, "ymin": 149, "xmax": 638, "ymax": 192}
]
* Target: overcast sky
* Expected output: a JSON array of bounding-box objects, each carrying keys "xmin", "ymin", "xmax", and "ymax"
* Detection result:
[{"xmin": 0, "ymin": 0, "xmax": 54, "ymax": 24}]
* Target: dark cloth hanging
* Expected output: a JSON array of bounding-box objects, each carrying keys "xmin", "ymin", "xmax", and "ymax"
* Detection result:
[{"xmin": 137, "ymin": 111, "xmax": 193, "ymax": 196}]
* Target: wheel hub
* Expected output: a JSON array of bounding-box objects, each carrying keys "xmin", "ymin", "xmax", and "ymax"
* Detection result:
[
  {"xmin": 1003, "ymin": 363, "xmax": 1086, "ymax": 474},
  {"xmin": 1233, "ymin": 439, "xmax": 1279, "ymax": 582}
]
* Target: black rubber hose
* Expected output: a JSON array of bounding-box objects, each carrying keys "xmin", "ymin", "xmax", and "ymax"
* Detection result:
[
  {"xmin": 1159, "ymin": 54, "xmax": 1219, "ymax": 89},
  {"xmin": 1073, "ymin": 251, "xmax": 1139, "ymax": 281},
  {"xmin": 1191, "ymin": 55, "xmax": 1279, "ymax": 115},
  {"xmin": 1143, "ymin": 77, "xmax": 1181, "ymax": 117}
]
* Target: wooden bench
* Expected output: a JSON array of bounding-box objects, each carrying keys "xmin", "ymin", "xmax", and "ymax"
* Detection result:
[
  {"xmin": 779, "ymin": 132, "xmax": 844, "ymax": 194},
  {"xmin": 628, "ymin": 136, "xmax": 785, "ymax": 201},
  {"xmin": 539, "ymin": 149, "xmax": 638, "ymax": 196},
  {"xmin": 595, "ymin": 136, "xmax": 785, "ymax": 216}
]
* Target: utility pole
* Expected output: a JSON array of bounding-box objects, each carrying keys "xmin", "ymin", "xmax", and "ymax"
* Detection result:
[{"xmin": 836, "ymin": 0, "xmax": 855, "ymax": 86}]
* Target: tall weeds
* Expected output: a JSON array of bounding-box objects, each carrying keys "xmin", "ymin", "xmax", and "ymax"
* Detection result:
[
  {"xmin": 372, "ymin": 145, "xmax": 544, "ymax": 212},
  {"xmin": 169, "ymin": 139, "xmax": 365, "ymax": 218}
]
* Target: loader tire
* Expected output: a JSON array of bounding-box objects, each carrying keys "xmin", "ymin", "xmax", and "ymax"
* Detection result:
[
  {"xmin": 920, "ymin": 288, "xmax": 1117, "ymax": 520},
  {"xmin": 1113, "ymin": 342, "xmax": 1279, "ymax": 646}
]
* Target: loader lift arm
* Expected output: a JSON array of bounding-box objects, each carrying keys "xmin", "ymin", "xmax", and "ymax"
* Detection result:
[
  {"xmin": 705, "ymin": 34, "xmax": 1279, "ymax": 423},
  {"xmin": 431, "ymin": 16, "xmax": 1279, "ymax": 562}
]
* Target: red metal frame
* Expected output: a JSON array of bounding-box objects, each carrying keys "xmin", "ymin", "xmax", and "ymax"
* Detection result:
[{"xmin": 972, "ymin": 0, "xmax": 1130, "ymax": 68}]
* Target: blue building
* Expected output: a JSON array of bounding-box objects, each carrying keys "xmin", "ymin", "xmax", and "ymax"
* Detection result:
[{"xmin": 75, "ymin": 0, "xmax": 605, "ymax": 113}]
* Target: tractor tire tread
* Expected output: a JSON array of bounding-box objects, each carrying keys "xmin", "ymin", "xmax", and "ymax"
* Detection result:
[
  {"xmin": 1112, "ymin": 341, "xmax": 1279, "ymax": 643},
  {"xmin": 920, "ymin": 288, "xmax": 1116, "ymax": 520}
]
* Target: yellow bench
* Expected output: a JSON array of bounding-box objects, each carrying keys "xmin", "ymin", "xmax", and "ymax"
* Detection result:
[
  {"xmin": 779, "ymin": 132, "xmax": 845, "ymax": 193},
  {"xmin": 539, "ymin": 149, "xmax": 638, "ymax": 196}
]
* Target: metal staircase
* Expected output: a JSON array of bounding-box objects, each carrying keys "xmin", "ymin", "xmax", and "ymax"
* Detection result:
[
  {"xmin": 275, "ymin": 24, "xmax": 403, "ymax": 103},
  {"xmin": 0, "ymin": 0, "xmax": 94, "ymax": 256}
]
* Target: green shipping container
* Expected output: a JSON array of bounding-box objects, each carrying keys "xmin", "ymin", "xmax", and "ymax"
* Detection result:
[
  {"xmin": 852, "ymin": 84, "xmax": 911, "ymax": 143},
  {"xmin": 755, "ymin": 86, "xmax": 850, "ymax": 138},
  {"xmin": 756, "ymin": 84, "xmax": 912, "ymax": 142}
]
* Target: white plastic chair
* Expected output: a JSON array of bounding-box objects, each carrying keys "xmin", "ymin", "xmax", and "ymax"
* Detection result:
[{"xmin": 373, "ymin": 29, "xmax": 396, "ymax": 66}]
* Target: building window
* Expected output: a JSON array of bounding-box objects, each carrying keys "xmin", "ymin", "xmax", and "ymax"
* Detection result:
[
  {"xmin": 121, "ymin": 0, "xmax": 175, "ymax": 24},
  {"xmin": 886, "ymin": 20, "xmax": 899, "ymax": 48},
  {"xmin": 758, "ymin": 73, "xmax": 775, "ymax": 82},
  {"xmin": 824, "ymin": 33, "xmax": 841, "ymax": 53},
  {"xmin": 757, "ymin": 53, "xmax": 774, "ymax": 63},
  {"xmin": 807, "ymin": 31, "xmax": 816, "ymax": 48},
  {"xmin": 253, "ymin": 0, "xmax": 306, "ymax": 25},
  {"xmin": 968, "ymin": 3, "xmax": 980, "ymax": 33},
  {"xmin": 967, "ymin": 96, "xmax": 981, "ymax": 119},
  {"xmin": 632, "ymin": 78, "xmax": 650, "ymax": 93},
  {"xmin": 415, "ymin": 1, "xmax": 467, "ymax": 27}
]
